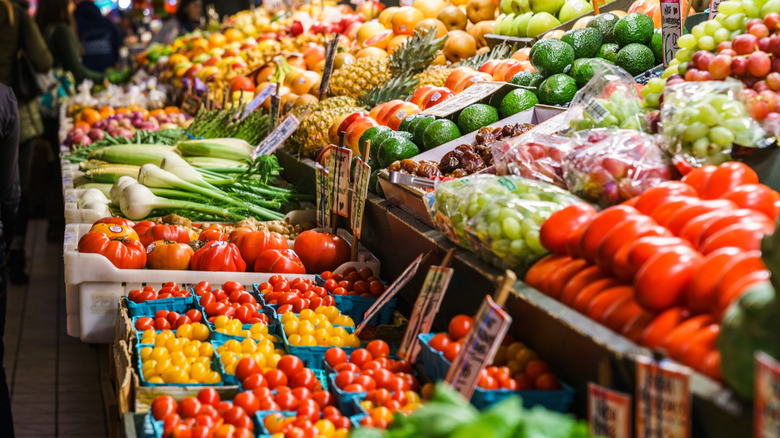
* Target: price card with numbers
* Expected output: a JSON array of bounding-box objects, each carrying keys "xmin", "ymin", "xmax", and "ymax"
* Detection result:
[
  {"xmin": 328, "ymin": 146, "xmax": 352, "ymax": 218},
  {"xmin": 397, "ymin": 265, "xmax": 454, "ymax": 363},
  {"xmin": 350, "ymin": 158, "xmax": 371, "ymax": 239},
  {"xmin": 588, "ymin": 383, "xmax": 632, "ymax": 438},
  {"xmin": 661, "ymin": 0, "xmax": 682, "ymax": 67},
  {"xmin": 238, "ymin": 84, "xmax": 276, "ymax": 121},
  {"xmin": 755, "ymin": 352, "xmax": 780, "ymax": 438},
  {"xmin": 251, "ymin": 114, "xmax": 299, "ymax": 159},
  {"xmin": 635, "ymin": 356, "xmax": 691, "ymax": 438},
  {"xmin": 316, "ymin": 164, "xmax": 330, "ymax": 228},
  {"xmin": 445, "ymin": 296, "xmax": 512, "ymax": 400},
  {"xmin": 354, "ymin": 253, "xmax": 425, "ymax": 335}
]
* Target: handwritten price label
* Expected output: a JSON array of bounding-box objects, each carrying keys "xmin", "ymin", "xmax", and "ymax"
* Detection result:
[
  {"xmin": 328, "ymin": 146, "xmax": 352, "ymax": 218},
  {"xmin": 755, "ymin": 352, "xmax": 780, "ymax": 438},
  {"xmin": 238, "ymin": 84, "xmax": 276, "ymax": 121},
  {"xmin": 661, "ymin": 0, "xmax": 682, "ymax": 68},
  {"xmin": 588, "ymin": 383, "xmax": 632, "ymax": 438},
  {"xmin": 252, "ymin": 115, "xmax": 299, "ymax": 158},
  {"xmin": 635, "ymin": 356, "xmax": 691, "ymax": 438},
  {"xmin": 350, "ymin": 158, "xmax": 371, "ymax": 238},
  {"xmin": 445, "ymin": 296, "xmax": 511, "ymax": 400},
  {"xmin": 397, "ymin": 266, "xmax": 454, "ymax": 363},
  {"xmin": 316, "ymin": 164, "xmax": 331, "ymax": 228}
]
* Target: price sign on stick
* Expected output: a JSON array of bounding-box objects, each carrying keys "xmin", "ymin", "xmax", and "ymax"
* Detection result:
[
  {"xmin": 661, "ymin": 0, "xmax": 682, "ymax": 67},
  {"xmin": 588, "ymin": 383, "xmax": 632, "ymax": 438},
  {"xmin": 252, "ymin": 114, "xmax": 299, "ymax": 159},
  {"xmin": 635, "ymin": 356, "xmax": 691, "ymax": 438},
  {"xmin": 328, "ymin": 146, "xmax": 352, "ymax": 218},
  {"xmin": 709, "ymin": 0, "xmax": 723, "ymax": 19},
  {"xmin": 350, "ymin": 158, "xmax": 371, "ymax": 239},
  {"xmin": 755, "ymin": 352, "xmax": 780, "ymax": 438},
  {"xmin": 319, "ymin": 38, "xmax": 340, "ymax": 97},
  {"xmin": 397, "ymin": 259, "xmax": 454, "ymax": 363},
  {"xmin": 354, "ymin": 253, "xmax": 427, "ymax": 335},
  {"xmin": 269, "ymin": 92, "xmax": 281, "ymax": 132},
  {"xmin": 316, "ymin": 164, "xmax": 331, "ymax": 228},
  {"xmin": 238, "ymin": 84, "xmax": 276, "ymax": 121}
]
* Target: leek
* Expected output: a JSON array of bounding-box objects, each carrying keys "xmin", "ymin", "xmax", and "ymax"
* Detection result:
[
  {"xmin": 88, "ymin": 144, "xmax": 180, "ymax": 166},
  {"xmin": 119, "ymin": 183, "xmax": 240, "ymax": 220}
]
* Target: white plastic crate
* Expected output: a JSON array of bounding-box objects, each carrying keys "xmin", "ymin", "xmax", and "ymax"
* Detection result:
[{"xmin": 64, "ymin": 222, "xmax": 380, "ymax": 343}]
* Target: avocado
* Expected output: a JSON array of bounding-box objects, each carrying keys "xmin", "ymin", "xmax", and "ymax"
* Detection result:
[
  {"xmin": 587, "ymin": 13, "xmax": 620, "ymax": 44},
  {"xmin": 377, "ymin": 138, "xmax": 419, "ymax": 168},
  {"xmin": 570, "ymin": 58, "xmax": 612, "ymax": 88},
  {"xmin": 529, "ymin": 38, "xmax": 557, "ymax": 61},
  {"xmin": 650, "ymin": 30, "xmax": 663, "ymax": 65},
  {"xmin": 615, "ymin": 43, "xmax": 655, "ymax": 76},
  {"xmin": 350, "ymin": 155, "xmax": 361, "ymax": 182},
  {"xmin": 370, "ymin": 127, "xmax": 395, "ymax": 164},
  {"xmin": 596, "ymin": 43, "xmax": 620, "ymax": 62},
  {"xmin": 413, "ymin": 115, "xmax": 437, "ymax": 148},
  {"xmin": 457, "ymin": 104, "xmax": 499, "ymax": 134},
  {"xmin": 499, "ymin": 89, "xmax": 539, "ymax": 118},
  {"xmin": 369, "ymin": 168, "xmax": 380, "ymax": 195},
  {"xmin": 530, "ymin": 38, "xmax": 576, "ymax": 77},
  {"xmin": 509, "ymin": 71, "xmax": 545, "ymax": 94},
  {"xmin": 561, "ymin": 28, "xmax": 603, "ymax": 59},
  {"xmin": 422, "ymin": 119, "xmax": 462, "ymax": 151},
  {"xmin": 360, "ymin": 126, "xmax": 390, "ymax": 162},
  {"xmin": 398, "ymin": 113, "xmax": 421, "ymax": 132},
  {"xmin": 614, "ymin": 12, "xmax": 654, "ymax": 47},
  {"xmin": 538, "ymin": 74, "xmax": 578, "ymax": 105}
]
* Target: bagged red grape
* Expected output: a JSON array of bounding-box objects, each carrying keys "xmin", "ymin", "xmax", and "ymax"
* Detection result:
[
  {"xmin": 491, "ymin": 132, "xmax": 573, "ymax": 189},
  {"xmin": 564, "ymin": 130, "xmax": 675, "ymax": 207}
]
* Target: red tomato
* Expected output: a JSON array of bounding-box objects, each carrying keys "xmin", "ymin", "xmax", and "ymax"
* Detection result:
[
  {"xmin": 535, "ymin": 373, "xmax": 562, "ymax": 390},
  {"xmin": 539, "ymin": 203, "xmax": 598, "ymax": 253},
  {"xmin": 277, "ymin": 356, "xmax": 305, "ymax": 380},
  {"xmin": 349, "ymin": 349, "xmax": 374, "ymax": 367},
  {"xmin": 721, "ymin": 184, "xmax": 780, "ymax": 220},
  {"xmin": 559, "ymin": 267, "xmax": 609, "ymax": 306},
  {"xmin": 687, "ymin": 247, "xmax": 743, "ymax": 314},
  {"xmin": 77, "ymin": 232, "xmax": 146, "ymax": 269},
  {"xmin": 610, "ymin": 226, "xmax": 671, "ymax": 281},
  {"xmin": 634, "ymin": 249, "xmax": 703, "ymax": 313},
  {"xmin": 699, "ymin": 222, "xmax": 769, "ymax": 254},
  {"xmin": 291, "ymin": 369, "xmax": 318, "ymax": 391},
  {"xmin": 367, "ymin": 340, "xmax": 390, "ymax": 359},
  {"xmin": 571, "ymin": 278, "xmax": 621, "ymax": 313},
  {"xmin": 714, "ymin": 250, "xmax": 766, "ymax": 306},
  {"xmin": 621, "ymin": 311, "xmax": 655, "ymax": 343},
  {"xmin": 233, "ymin": 392, "xmax": 260, "ymax": 416},
  {"xmin": 427, "ymin": 333, "xmax": 452, "ymax": 353},
  {"xmin": 634, "ymin": 181, "xmax": 698, "ymax": 215},
  {"xmin": 443, "ymin": 342, "xmax": 462, "ymax": 361},
  {"xmin": 694, "ymin": 209, "xmax": 773, "ymax": 248},
  {"xmin": 231, "ymin": 230, "xmax": 289, "ymax": 271},
  {"xmin": 296, "ymin": 398, "xmax": 320, "ymax": 420},
  {"xmin": 93, "ymin": 217, "xmax": 135, "ymax": 227},
  {"xmin": 640, "ymin": 308, "xmax": 690, "ymax": 349},
  {"xmin": 265, "ymin": 369, "xmax": 289, "ymax": 389},
  {"xmin": 626, "ymin": 237, "xmax": 694, "ymax": 278},
  {"xmin": 594, "ymin": 216, "xmax": 659, "ymax": 271},
  {"xmin": 661, "ymin": 314, "xmax": 715, "ymax": 358},
  {"xmin": 138, "ymin": 224, "xmax": 192, "ymax": 248},
  {"xmin": 241, "ymin": 373, "xmax": 267, "ymax": 390},
  {"xmin": 254, "ymin": 249, "xmax": 306, "ymax": 274},
  {"xmin": 191, "ymin": 241, "xmax": 246, "ymax": 272},
  {"xmin": 135, "ymin": 316, "xmax": 154, "ymax": 331},
  {"xmin": 579, "ymin": 206, "xmax": 640, "ymax": 263},
  {"xmin": 198, "ymin": 227, "xmax": 227, "ymax": 242},
  {"xmin": 524, "ymin": 254, "xmax": 572, "ymax": 291},
  {"xmin": 700, "ymin": 161, "xmax": 759, "ymax": 199},
  {"xmin": 663, "ymin": 199, "xmax": 737, "ymax": 235},
  {"xmin": 680, "ymin": 165, "xmax": 717, "ymax": 194},
  {"xmin": 152, "ymin": 395, "xmax": 177, "ymax": 421},
  {"xmin": 649, "ymin": 196, "xmax": 702, "ymax": 226},
  {"xmin": 178, "ymin": 397, "xmax": 202, "ymax": 418},
  {"xmin": 585, "ymin": 286, "xmax": 633, "ymax": 321},
  {"xmin": 676, "ymin": 323, "xmax": 720, "ymax": 365},
  {"xmin": 565, "ymin": 223, "xmax": 587, "ymax": 259},
  {"xmin": 600, "ymin": 296, "xmax": 644, "ymax": 332},
  {"xmin": 334, "ymin": 371, "xmax": 355, "ymax": 389},
  {"xmin": 235, "ymin": 358, "xmax": 262, "ymax": 382},
  {"xmin": 546, "ymin": 258, "xmax": 589, "ymax": 299},
  {"xmin": 447, "ymin": 316, "xmax": 473, "ymax": 341},
  {"xmin": 293, "ymin": 230, "xmax": 351, "ymax": 274},
  {"xmin": 525, "ymin": 360, "xmax": 551, "ymax": 381},
  {"xmin": 354, "ymin": 374, "xmax": 377, "ymax": 391}
]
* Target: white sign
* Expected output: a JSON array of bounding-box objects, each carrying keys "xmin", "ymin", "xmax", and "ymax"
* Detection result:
[
  {"xmin": 238, "ymin": 84, "xmax": 276, "ymax": 121},
  {"xmin": 350, "ymin": 158, "xmax": 371, "ymax": 239},
  {"xmin": 661, "ymin": 0, "xmax": 682, "ymax": 68},
  {"xmin": 328, "ymin": 146, "xmax": 352, "ymax": 218},
  {"xmin": 635, "ymin": 356, "xmax": 691, "ymax": 438},
  {"xmin": 398, "ymin": 266, "xmax": 454, "ymax": 363},
  {"xmin": 445, "ymin": 296, "xmax": 512, "ymax": 400},
  {"xmin": 588, "ymin": 383, "xmax": 632, "ymax": 438},
  {"xmin": 251, "ymin": 115, "xmax": 299, "ymax": 159},
  {"xmin": 420, "ymin": 82, "xmax": 504, "ymax": 118}
]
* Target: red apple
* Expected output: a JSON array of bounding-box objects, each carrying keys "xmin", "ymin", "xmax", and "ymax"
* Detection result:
[
  {"xmin": 346, "ymin": 117, "xmax": 379, "ymax": 155},
  {"xmin": 493, "ymin": 59, "xmax": 521, "ymax": 81},
  {"xmin": 422, "ymin": 88, "xmax": 454, "ymax": 109},
  {"xmin": 386, "ymin": 103, "xmax": 421, "ymax": 131},
  {"xmin": 454, "ymin": 72, "xmax": 492, "ymax": 93},
  {"xmin": 376, "ymin": 100, "xmax": 405, "ymax": 126},
  {"xmin": 409, "ymin": 86, "xmax": 437, "ymax": 107},
  {"xmin": 479, "ymin": 60, "xmax": 502, "ymax": 75},
  {"xmin": 230, "ymin": 75, "xmax": 255, "ymax": 93},
  {"xmin": 444, "ymin": 67, "xmax": 477, "ymax": 91},
  {"xmin": 337, "ymin": 112, "xmax": 371, "ymax": 142}
]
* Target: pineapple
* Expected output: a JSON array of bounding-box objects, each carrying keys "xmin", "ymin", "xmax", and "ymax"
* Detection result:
[
  {"xmin": 414, "ymin": 65, "xmax": 454, "ymax": 88},
  {"xmin": 288, "ymin": 96, "xmax": 365, "ymax": 157},
  {"xmin": 328, "ymin": 29, "xmax": 447, "ymax": 102}
]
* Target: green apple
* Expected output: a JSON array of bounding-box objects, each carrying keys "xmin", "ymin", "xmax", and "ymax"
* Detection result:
[
  {"xmin": 761, "ymin": 0, "xmax": 780, "ymax": 15},
  {"xmin": 526, "ymin": 12, "xmax": 561, "ymax": 38},
  {"xmin": 500, "ymin": 0, "xmax": 514, "ymax": 15},
  {"xmin": 529, "ymin": 0, "xmax": 565, "ymax": 15},
  {"xmin": 558, "ymin": 0, "xmax": 592, "ymax": 22},
  {"xmin": 495, "ymin": 13, "xmax": 508, "ymax": 34},
  {"xmin": 514, "ymin": 12, "xmax": 534, "ymax": 37},
  {"xmin": 500, "ymin": 13, "xmax": 517, "ymax": 35},
  {"xmin": 511, "ymin": 0, "xmax": 531, "ymax": 14}
]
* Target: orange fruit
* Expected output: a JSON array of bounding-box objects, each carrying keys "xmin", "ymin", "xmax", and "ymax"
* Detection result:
[
  {"xmin": 81, "ymin": 108, "xmax": 102, "ymax": 126},
  {"xmin": 224, "ymin": 28, "xmax": 244, "ymax": 43},
  {"xmin": 392, "ymin": 7, "xmax": 424, "ymax": 36},
  {"xmin": 363, "ymin": 29, "xmax": 394, "ymax": 49},
  {"xmin": 356, "ymin": 47, "xmax": 388, "ymax": 59},
  {"xmin": 387, "ymin": 35, "xmax": 410, "ymax": 54},
  {"xmin": 415, "ymin": 18, "xmax": 448, "ymax": 38},
  {"xmin": 413, "ymin": 0, "xmax": 447, "ymax": 19},
  {"xmin": 164, "ymin": 106, "xmax": 181, "ymax": 114},
  {"xmin": 149, "ymin": 108, "xmax": 166, "ymax": 118},
  {"xmin": 98, "ymin": 106, "xmax": 115, "ymax": 118},
  {"xmin": 356, "ymin": 21, "xmax": 387, "ymax": 46},
  {"xmin": 379, "ymin": 7, "xmax": 399, "ymax": 28},
  {"xmin": 115, "ymin": 107, "xmax": 129, "ymax": 115},
  {"xmin": 208, "ymin": 33, "xmax": 227, "ymax": 49}
]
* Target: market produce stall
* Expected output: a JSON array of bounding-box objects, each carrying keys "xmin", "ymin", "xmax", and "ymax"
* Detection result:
[{"xmin": 42, "ymin": 0, "xmax": 780, "ymax": 436}]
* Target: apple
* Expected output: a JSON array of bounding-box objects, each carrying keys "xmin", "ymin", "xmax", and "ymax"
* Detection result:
[
  {"xmin": 502, "ymin": 62, "xmax": 526, "ymax": 81},
  {"xmin": 376, "ymin": 100, "xmax": 405, "ymax": 125},
  {"xmin": 499, "ymin": 13, "xmax": 516, "ymax": 35},
  {"xmin": 290, "ymin": 21, "xmax": 304, "ymax": 36},
  {"xmin": 479, "ymin": 59, "xmax": 503, "ymax": 75},
  {"xmin": 510, "ymin": 13, "xmax": 532, "ymax": 37},
  {"xmin": 530, "ymin": 0, "xmax": 565, "ymax": 15},
  {"xmin": 526, "ymin": 12, "xmax": 561, "ymax": 38},
  {"xmin": 453, "ymin": 72, "xmax": 492, "ymax": 93},
  {"xmin": 368, "ymin": 102, "xmax": 388, "ymax": 120},
  {"xmin": 511, "ymin": 47, "xmax": 531, "ymax": 61},
  {"xmin": 303, "ymin": 46, "xmax": 326, "ymax": 70},
  {"xmin": 422, "ymin": 88, "xmax": 455, "ymax": 109},
  {"xmin": 346, "ymin": 117, "xmax": 380, "ymax": 155},
  {"xmin": 329, "ymin": 113, "xmax": 352, "ymax": 145},
  {"xmin": 513, "ymin": 0, "xmax": 531, "ymax": 14},
  {"xmin": 500, "ymin": 0, "xmax": 514, "ymax": 14},
  {"xmin": 444, "ymin": 67, "xmax": 477, "ymax": 90},
  {"xmin": 466, "ymin": 0, "xmax": 497, "ymax": 23},
  {"xmin": 558, "ymin": 0, "xmax": 593, "ymax": 23},
  {"xmin": 493, "ymin": 59, "xmax": 521, "ymax": 80},
  {"xmin": 386, "ymin": 103, "xmax": 421, "ymax": 131},
  {"xmin": 409, "ymin": 86, "xmax": 437, "ymax": 106},
  {"xmin": 358, "ymin": 1, "xmax": 386, "ymax": 19},
  {"xmin": 338, "ymin": 112, "xmax": 371, "ymax": 140}
]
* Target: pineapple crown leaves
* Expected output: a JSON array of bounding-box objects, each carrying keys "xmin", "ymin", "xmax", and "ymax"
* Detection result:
[
  {"xmin": 458, "ymin": 42, "xmax": 514, "ymax": 70},
  {"xmin": 389, "ymin": 28, "xmax": 448, "ymax": 77},
  {"xmin": 357, "ymin": 74, "xmax": 420, "ymax": 109}
]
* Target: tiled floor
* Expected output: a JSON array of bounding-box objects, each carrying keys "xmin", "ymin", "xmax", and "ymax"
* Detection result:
[{"xmin": 4, "ymin": 219, "xmax": 109, "ymax": 437}]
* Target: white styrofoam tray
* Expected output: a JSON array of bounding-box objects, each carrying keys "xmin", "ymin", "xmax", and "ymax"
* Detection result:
[{"xmin": 64, "ymin": 222, "xmax": 380, "ymax": 343}]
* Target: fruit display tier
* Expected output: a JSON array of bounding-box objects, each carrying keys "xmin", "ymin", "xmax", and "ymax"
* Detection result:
[{"xmin": 275, "ymin": 146, "xmax": 753, "ymax": 438}]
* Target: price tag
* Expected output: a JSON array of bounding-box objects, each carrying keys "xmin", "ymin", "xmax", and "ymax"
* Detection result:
[
  {"xmin": 421, "ymin": 82, "xmax": 504, "ymax": 118},
  {"xmin": 588, "ymin": 383, "xmax": 632, "ymax": 438},
  {"xmin": 269, "ymin": 94, "xmax": 281, "ymax": 131},
  {"xmin": 181, "ymin": 92, "xmax": 203, "ymax": 116},
  {"xmin": 251, "ymin": 114, "xmax": 299, "ymax": 159},
  {"xmin": 354, "ymin": 253, "xmax": 425, "ymax": 335},
  {"xmin": 319, "ymin": 38, "xmax": 340, "ymax": 97},
  {"xmin": 237, "ymin": 84, "xmax": 276, "ymax": 121},
  {"xmin": 400, "ymin": 0, "xmax": 413, "ymax": 5},
  {"xmin": 708, "ymin": 0, "xmax": 723, "ymax": 19},
  {"xmin": 328, "ymin": 146, "xmax": 352, "ymax": 218},
  {"xmin": 316, "ymin": 164, "xmax": 331, "ymax": 228},
  {"xmin": 755, "ymin": 352, "xmax": 780, "ymax": 438},
  {"xmin": 397, "ymin": 265, "xmax": 454, "ymax": 362},
  {"xmin": 445, "ymin": 296, "xmax": 512, "ymax": 400},
  {"xmin": 350, "ymin": 158, "xmax": 371, "ymax": 239},
  {"xmin": 635, "ymin": 356, "xmax": 691, "ymax": 438},
  {"xmin": 661, "ymin": 0, "xmax": 682, "ymax": 68},
  {"xmin": 263, "ymin": 0, "xmax": 285, "ymax": 13},
  {"xmin": 583, "ymin": 94, "xmax": 610, "ymax": 123}
]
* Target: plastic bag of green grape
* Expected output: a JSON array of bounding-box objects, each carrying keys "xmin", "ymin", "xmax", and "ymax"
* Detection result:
[
  {"xmin": 431, "ymin": 175, "xmax": 582, "ymax": 271},
  {"xmin": 566, "ymin": 64, "xmax": 648, "ymax": 133},
  {"xmin": 660, "ymin": 79, "xmax": 766, "ymax": 168}
]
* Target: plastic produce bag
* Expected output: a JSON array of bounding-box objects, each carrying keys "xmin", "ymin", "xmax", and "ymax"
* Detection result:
[
  {"xmin": 432, "ymin": 175, "xmax": 581, "ymax": 271},
  {"xmin": 564, "ymin": 129, "xmax": 674, "ymax": 207},
  {"xmin": 660, "ymin": 79, "xmax": 766, "ymax": 167},
  {"xmin": 491, "ymin": 132, "xmax": 574, "ymax": 189},
  {"xmin": 566, "ymin": 64, "xmax": 647, "ymax": 132}
]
